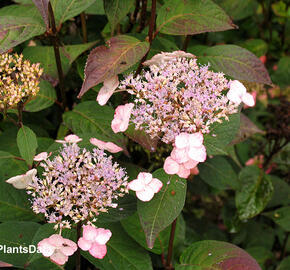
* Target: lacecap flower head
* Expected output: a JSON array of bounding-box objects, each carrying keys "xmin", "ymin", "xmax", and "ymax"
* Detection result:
[
  {"xmin": 0, "ymin": 53, "xmax": 43, "ymax": 110},
  {"xmin": 27, "ymin": 135, "xmax": 129, "ymax": 229}
]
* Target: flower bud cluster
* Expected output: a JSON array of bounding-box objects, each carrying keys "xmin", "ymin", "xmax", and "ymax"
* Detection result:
[
  {"xmin": 27, "ymin": 141, "xmax": 128, "ymax": 229},
  {"xmin": 119, "ymin": 53, "xmax": 238, "ymax": 144},
  {"xmin": 0, "ymin": 53, "xmax": 43, "ymax": 110}
]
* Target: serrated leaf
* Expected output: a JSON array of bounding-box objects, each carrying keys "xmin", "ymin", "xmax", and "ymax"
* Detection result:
[
  {"xmin": 50, "ymin": 0, "xmax": 96, "ymax": 27},
  {"xmin": 176, "ymin": 240, "xmax": 261, "ymax": 270},
  {"xmin": 0, "ymin": 16, "xmax": 45, "ymax": 53},
  {"xmin": 78, "ymin": 35, "xmax": 149, "ymax": 97},
  {"xmin": 63, "ymin": 101, "xmax": 128, "ymax": 153},
  {"xmin": 32, "ymin": 0, "xmax": 49, "ymax": 29},
  {"xmin": 263, "ymin": 206, "xmax": 290, "ymax": 232},
  {"xmin": 191, "ymin": 45, "xmax": 272, "ymax": 85},
  {"xmin": 104, "ymin": 0, "xmax": 135, "ymax": 33},
  {"xmin": 82, "ymin": 223, "xmax": 153, "ymax": 270},
  {"xmin": 198, "ymin": 156, "xmax": 239, "ymax": 190},
  {"xmin": 230, "ymin": 113, "xmax": 264, "ymax": 145},
  {"xmin": 156, "ymin": 0, "xmax": 237, "ymax": 36},
  {"xmin": 236, "ymin": 166, "xmax": 273, "ymax": 221},
  {"xmin": 137, "ymin": 169, "xmax": 187, "ymax": 249},
  {"xmin": 17, "ymin": 126, "xmax": 38, "ymax": 166},
  {"xmin": 204, "ymin": 113, "xmax": 240, "ymax": 155},
  {"xmin": 25, "ymin": 80, "xmax": 57, "ymax": 112}
]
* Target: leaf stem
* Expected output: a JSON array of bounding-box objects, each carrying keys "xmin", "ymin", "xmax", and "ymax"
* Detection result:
[
  {"xmin": 135, "ymin": 0, "xmax": 157, "ymax": 75},
  {"xmin": 182, "ymin": 35, "xmax": 191, "ymax": 51},
  {"xmin": 165, "ymin": 218, "xmax": 177, "ymax": 269},
  {"xmin": 48, "ymin": 2, "xmax": 67, "ymax": 110},
  {"xmin": 17, "ymin": 101, "xmax": 24, "ymax": 128},
  {"xmin": 80, "ymin": 12, "xmax": 88, "ymax": 43}
]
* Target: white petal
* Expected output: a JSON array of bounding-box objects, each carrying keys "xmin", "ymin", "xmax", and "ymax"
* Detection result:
[
  {"xmin": 128, "ymin": 179, "xmax": 145, "ymax": 192},
  {"xmin": 242, "ymin": 93, "xmax": 255, "ymax": 107},
  {"xmin": 136, "ymin": 187, "xmax": 155, "ymax": 202},
  {"xmin": 97, "ymin": 75, "xmax": 119, "ymax": 106},
  {"xmin": 6, "ymin": 169, "xmax": 37, "ymax": 189},
  {"xmin": 148, "ymin": 178, "xmax": 163, "ymax": 193}
]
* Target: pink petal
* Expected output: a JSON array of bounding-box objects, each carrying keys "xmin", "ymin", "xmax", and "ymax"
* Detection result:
[
  {"xmin": 90, "ymin": 138, "xmax": 107, "ymax": 149},
  {"xmin": 137, "ymin": 172, "xmax": 152, "ymax": 185},
  {"xmin": 163, "ymin": 157, "xmax": 179, "ymax": 175},
  {"xmin": 128, "ymin": 179, "xmax": 146, "ymax": 192},
  {"xmin": 89, "ymin": 243, "xmax": 107, "ymax": 259},
  {"xmin": 242, "ymin": 92, "xmax": 255, "ymax": 107},
  {"xmin": 183, "ymin": 159, "xmax": 199, "ymax": 170},
  {"xmin": 111, "ymin": 103, "xmax": 134, "ymax": 133},
  {"xmin": 65, "ymin": 134, "xmax": 82, "ymax": 143},
  {"xmin": 175, "ymin": 133, "xmax": 190, "ymax": 148},
  {"xmin": 177, "ymin": 165, "xmax": 191, "ymax": 179},
  {"xmin": 95, "ymin": 228, "xmax": 112, "ymax": 245},
  {"xmin": 50, "ymin": 250, "xmax": 68, "ymax": 265},
  {"xmin": 188, "ymin": 132, "xmax": 203, "ymax": 147},
  {"xmin": 78, "ymin": 237, "xmax": 92, "ymax": 251},
  {"xmin": 188, "ymin": 145, "xmax": 207, "ymax": 162},
  {"xmin": 0, "ymin": 261, "xmax": 13, "ymax": 267},
  {"xmin": 136, "ymin": 187, "xmax": 155, "ymax": 202},
  {"xmin": 63, "ymin": 239, "xmax": 78, "ymax": 252},
  {"xmin": 190, "ymin": 166, "xmax": 199, "ymax": 175},
  {"xmin": 48, "ymin": 234, "xmax": 64, "ymax": 248},
  {"xmin": 38, "ymin": 239, "xmax": 56, "ymax": 257},
  {"xmin": 171, "ymin": 147, "xmax": 189, "ymax": 163},
  {"xmin": 82, "ymin": 225, "xmax": 98, "ymax": 242},
  {"xmin": 97, "ymin": 75, "xmax": 119, "ymax": 106},
  {"xmin": 34, "ymin": 152, "xmax": 48, "ymax": 161},
  {"xmin": 60, "ymin": 246, "xmax": 76, "ymax": 256},
  {"xmin": 148, "ymin": 178, "xmax": 163, "ymax": 193},
  {"xmin": 104, "ymin": 142, "xmax": 123, "ymax": 153}
]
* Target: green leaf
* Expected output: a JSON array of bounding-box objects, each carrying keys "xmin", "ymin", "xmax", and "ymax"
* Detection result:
[
  {"xmin": 277, "ymin": 256, "xmax": 290, "ymax": 270},
  {"xmin": 25, "ymin": 80, "xmax": 57, "ymax": 112},
  {"xmin": 198, "ymin": 156, "xmax": 239, "ymax": 190},
  {"xmin": 78, "ymin": 35, "xmax": 149, "ymax": 97},
  {"xmin": 235, "ymin": 166, "xmax": 273, "ymax": 221},
  {"xmin": 0, "ymin": 222, "xmax": 63, "ymax": 269},
  {"xmin": 190, "ymin": 45, "xmax": 272, "ymax": 85},
  {"xmin": 237, "ymin": 39, "xmax": 268, "ymax": 57},
  {"xmin": 104, "ymin": 0, "xmax": 135, "ymax": 33},
  {"xmin": 63, "ymin": 101, "xmax": 128, "ymax": 152},
  {"xmin": 267, "ymin": 176, "xmax": 290, "ymax": 208},
  {"xmin": 204, "ymin": 113, "xmax": 240, "ymax": 155},
  {"xmin": 85, "ymin": 0, "xmax": 105, "ymax": 15},
  {"xmin": 271, "ymin": 56, "xmax": 290, "ymax": 88},
  {"xmin": 137, "ymin": 169, "xmax": 187, "ymax": 249},
  {"xmin": 176, "ymin": 240, "xmax": 261, "ymax": 270},
  {"xmin": 17, "ymin": 125, "xmax": 38, "ymax": 166},
  {"xmin": 121, "ymin": 212, "xmax": 185, "ymax": 254},
  {"xmin": 22, "ymin": 42, "xmax": 97, "ymax": 85},
  {"xmin": 263, "ymin": 206, "xmax": 290, "ymax": 232},
  {"xmin": 246, "ymin": 246, "xmax": 274, "ymax": 268},
  {"xmin": 82, "ymin": 223, "xmax": 153, "ymax": 270},
  {"xmin": 156, "ymin": 0, "xmax": 236, "ymax": 36},
  {"xmin": 50, "ymin": 0, "xmax": 96, "ymax": 27},
  {"xmin": 215, "ymin": 0, "xmax": 259, "ymax": 21}
]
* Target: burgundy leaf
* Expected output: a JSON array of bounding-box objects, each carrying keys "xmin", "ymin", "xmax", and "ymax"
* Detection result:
[
  {"xmin": 32, "ymin": 0, "xmax": 50, "ymax": 30},
  {"xmin": 78, "ymin": 35, "xmax": 149, "ymax": 98}
]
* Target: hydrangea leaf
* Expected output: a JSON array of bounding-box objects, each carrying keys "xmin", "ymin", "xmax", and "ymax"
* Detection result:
[
  {"xmin": 176, "ymin": 240, "xmax": 261, "ymax": 270},
  {"xmin": 17, "ymin": 126, "xmax": 38, "ymax": 166},
  {"xmin": 78, "ymin": 35, "xmax": 149, "ymax": 98},
  {"xmin": 236, "ymin": 166, "xmax": 273, "ymax": 221},
  {"xmin": 137, "ymin": 169, "xmax": 187, "ymax": 249},
  {"xmin": 263, "ymin": 206, "xmax": 290, "ymax": 232},
  {"xmin": 156, "ymin": 0, "xmax": 237, "ymax": 36}
]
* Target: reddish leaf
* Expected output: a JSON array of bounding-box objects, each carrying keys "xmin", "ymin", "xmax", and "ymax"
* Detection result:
[
  {"xmin": 193, "ymin": 45, "xmax": 272, "ymax": 85},
  {"xmin": 78, "ymin": 35, "xmax": 149, "ymax": 98},
  {"xmin": 32, "ymin": 0, "xmax": 50, "ymax": 30},
  {"xmin": 125, "ymin": 125, "xmax": 158, "ymax": 152},
  {"xmin": 177, "ymin": 240, "xmax": 261, "ymax": 270}
]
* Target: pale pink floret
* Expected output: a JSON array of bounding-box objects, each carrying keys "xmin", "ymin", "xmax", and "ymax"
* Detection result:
[
  {"xmin": 34, "ymin": 152, "xmax": 50, "ymax": 161},
  {"xmin": 164, "ymin": 156, "xmax": 180, "ymax": 174},
  {"xmin": 6, "ymin": 168, "xmax": 37, "ymax": 189},
  {"xmin": 128, "ymin": 172, "xmax": 163, "ymax": 202},
  {"xmin": 227, "ymin": 80, "xmax": 255, "ymax": 107},
  {"xmin": 111, "ymin": 103, "xmax": 134, "ymax": 133},
  {"xmin": 90, "ymin": 138, "xmax": 123, "ymax": 153},
  {"xmin": 97, "ymin": 75, "xmax": 119, "ymax": 106},
  {"xmin": 78, "ymin": 225, "xmax": 112, "ymax": 259},
  {"xmin": 38, "ymin": 234, "xmax": 77, "ymax": 265},
  {"xmin": 56, "ymin": 134, "xmax": 82, "ymax": 144}
]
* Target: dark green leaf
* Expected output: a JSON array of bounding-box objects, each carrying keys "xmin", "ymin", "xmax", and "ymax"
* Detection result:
[
  {"xmin": 137, "ymin": 169, "xmax": 187, "ymax": 249},
  {"xmin": 263, "ymin": 206, "xmax": 290, "ymax": 232},
  {"xmin": 17, "ymin": 125, "xmax": 38, "ymax": 166},
  {"xmin": 277, "ymin": 256, "xmax": 290, "ymax": 270},
  {"xmin": 235, "ymin": 166, "xmax": 273, "ymax": 221},
  {"xmin": 156, "ymin": 0, "xmax": 236, "ymax": 36},
  {"xmin": 271, "ymin": 56, "xmax": 290, "ymax": 88},
  {"xmin": 176, "ymin": 240, "xmax": 261, "ymax": 270},
  {"xmin": 198, "ymin": 156, "xmax": 239, "ymax": 190}
]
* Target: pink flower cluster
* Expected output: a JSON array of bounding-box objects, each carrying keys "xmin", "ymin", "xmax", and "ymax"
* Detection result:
[
  {"xmin": 164, "ymin": 132, "xmax": 206, "ymax": 178},
  {"xmin": 38, "ymin": 225, "xmax": 112, "ymax": 265}
]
